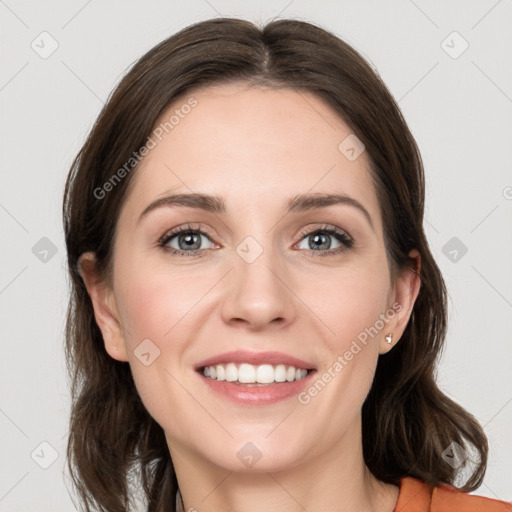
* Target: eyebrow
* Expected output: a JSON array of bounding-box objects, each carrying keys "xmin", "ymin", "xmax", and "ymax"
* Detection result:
[{"xmin": 138, "ymin": 192, "xmax": 374, "ymax": 230}]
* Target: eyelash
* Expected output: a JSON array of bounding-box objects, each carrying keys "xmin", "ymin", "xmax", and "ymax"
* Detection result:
[{"xmin": 158, "ymin": 223, "xmax": 354, "ymax": 258}]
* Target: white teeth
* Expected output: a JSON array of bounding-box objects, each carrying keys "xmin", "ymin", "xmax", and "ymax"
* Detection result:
[
  {"xmin": 256, "ymin": 364, "xmax": 275, "ymax": 384},
  {"xmin": 225, "ymin": 363, "xmax": 237, "ymax": 382},
  {"xmin": 238, "ymin": 363, "xmax": 256, "ymax": 383},
  {"xmin": 215, "ymin": 365, "xmax": 225, "ymax": 381},
  {"xmin": 274, "ymin": 364, "xmax": 287, "ymax": 382},
  {"xmin": 202, "ymin": 363, "xmax": 309, "ymax": 384}
]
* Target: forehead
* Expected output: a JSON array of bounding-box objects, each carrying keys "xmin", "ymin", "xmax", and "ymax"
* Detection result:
[{"xmin": 120, "ymin": 83, "xmax": 380, "ymax": 227}]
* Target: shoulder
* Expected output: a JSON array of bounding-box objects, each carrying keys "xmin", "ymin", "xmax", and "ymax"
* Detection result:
[
  {"xmin": 432, "ymin": 481, "xmax": 512, "ymax": 512},
  {"xmin": 395, "ymin": 476, "xmax": 512, "ymax": 512}
]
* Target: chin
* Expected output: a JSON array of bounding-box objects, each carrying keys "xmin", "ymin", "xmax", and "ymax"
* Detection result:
[{"xmin": 195, "ymin": 432, "xmax": 312, "ymax": 474}]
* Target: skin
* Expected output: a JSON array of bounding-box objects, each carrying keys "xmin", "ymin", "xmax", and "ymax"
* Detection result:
[{"xmin": 80, "ymin": 82, "xmax": 421, "ymax": 512}]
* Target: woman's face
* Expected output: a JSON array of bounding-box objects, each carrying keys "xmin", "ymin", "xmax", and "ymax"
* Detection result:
[{"xmin": 83, "ymin": 83, "xmax": 418, "ymax": 474}]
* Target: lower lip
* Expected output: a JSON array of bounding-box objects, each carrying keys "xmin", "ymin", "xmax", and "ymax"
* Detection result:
[{"xmin": 197, "ymin": 370, "xmax": 316, "ymax": 405}]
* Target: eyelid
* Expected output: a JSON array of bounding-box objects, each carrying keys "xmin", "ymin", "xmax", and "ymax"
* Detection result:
[
  {"xmin": 159, "ymin": 223, "xmax": 351, "ymax": 245},
  {"xmin": 159, "ymin": 223, "xmax": 216, "ymax": 246},
  {"xmin": 159, "ymin": 222, "xmax": 354, "ymax": 256},
  {"xmin": 295, "ymin": 223, "xmax": 353, "ymax": 244}
]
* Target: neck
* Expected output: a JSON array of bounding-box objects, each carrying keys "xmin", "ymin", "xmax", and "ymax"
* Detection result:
[{"xmin": 168, "ymin": 417, "xmax": 399, "ymax": 512}]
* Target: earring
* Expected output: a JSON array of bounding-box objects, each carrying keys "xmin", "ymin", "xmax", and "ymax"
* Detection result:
[{"xmin": 385, "ymin": 334, "xmax": 393, "ymax": 344}]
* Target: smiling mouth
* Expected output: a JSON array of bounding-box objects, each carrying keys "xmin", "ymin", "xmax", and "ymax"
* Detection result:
[{"xmin": 198, "ymin": 362, "xmax": 315, "ymax": 385}]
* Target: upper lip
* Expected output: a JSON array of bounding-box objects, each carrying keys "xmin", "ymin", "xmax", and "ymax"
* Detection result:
[{"xmin": 194, "ymin": 350, "xmax": 316, "ymax": 371}]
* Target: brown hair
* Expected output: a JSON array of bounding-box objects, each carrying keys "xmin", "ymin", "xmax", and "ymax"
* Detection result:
[{"xmin": 63, "ymin": 17, "xmax": 488, "ymax": 511}]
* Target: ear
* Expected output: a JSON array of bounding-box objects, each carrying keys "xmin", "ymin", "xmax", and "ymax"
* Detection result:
[
  {"xmin": 379, "ymin": 249, "xmax": 421, "ymax": 354},
  {"xmin": 78, "ymin": 252, "xmax": 128, "ymax": 362}
]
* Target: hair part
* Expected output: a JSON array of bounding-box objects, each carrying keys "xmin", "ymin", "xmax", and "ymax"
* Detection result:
[{"xmin": 63, "ymin": 17, "xmax": 487, "ymax": 511}]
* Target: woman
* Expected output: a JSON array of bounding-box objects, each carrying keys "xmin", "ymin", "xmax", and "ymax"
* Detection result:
[{"xmin": 63, "ymin": 17, "xmax": 511, "ymax": 512}]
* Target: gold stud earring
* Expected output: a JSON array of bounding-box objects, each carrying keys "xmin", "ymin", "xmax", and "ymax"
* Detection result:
[{"xmin": 385, "ymin": 334, "xmax": 393, "ymax": 344}]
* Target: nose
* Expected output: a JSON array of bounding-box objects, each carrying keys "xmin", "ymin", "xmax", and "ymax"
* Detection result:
[{"xmin": 220, "ymin": 240, "xmax": 297, "ymax": 331}]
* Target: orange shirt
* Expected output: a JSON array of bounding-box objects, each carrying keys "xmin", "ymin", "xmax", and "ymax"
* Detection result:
[
  {"xmin": 174, "ymin": 477, "xmax": 511, "ymax": 511},
  {"xmin": 395, "ymin": 477, "xmax": 512, "ymax": 511}
]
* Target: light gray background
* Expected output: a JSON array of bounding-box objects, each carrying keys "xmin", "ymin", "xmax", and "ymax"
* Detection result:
[{"xmin": 1, "ymin": 1, "xmax": 511, "ymax": 510}]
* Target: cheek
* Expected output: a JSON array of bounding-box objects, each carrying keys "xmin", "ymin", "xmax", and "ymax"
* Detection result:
[
  {"xmin": 306, "ymin": 263, "xmax": 391, "ymax": 349},
  {"xmin": 115, "ymin": 263, "xmax": 206, "ymax": 349},
  {"xmin": 300, "ymin": 264, "xmax": 390, "ymax": 406},
  {"xmin": 113, "ymin": 271, "xmax": 196, "ymax": 436},
  {"xmin": 112, "ymin": 263, "xmax": 216, "ymax": 424},
  {"xmin": 295, "ymin": 286, "xmax": 387, "ymax": 442}
]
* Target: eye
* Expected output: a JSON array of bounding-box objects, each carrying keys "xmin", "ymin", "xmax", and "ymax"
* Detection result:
[
  {"xmin": 295, "ymin": 225, "xmax": 354, "ymax": 256},
  {"xmin": 159, "ymin": 223, "xmax": 354, "ymax": 258},
  {"xmin": 159, "ymin": 224, "xmax": 216, "ymax": 256}
]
